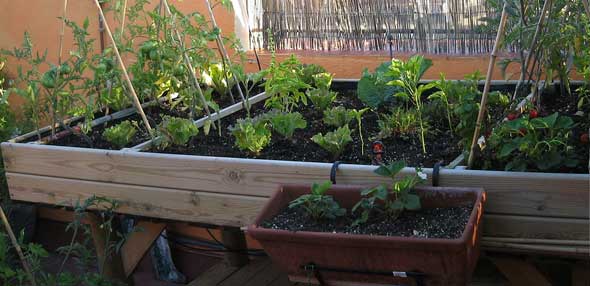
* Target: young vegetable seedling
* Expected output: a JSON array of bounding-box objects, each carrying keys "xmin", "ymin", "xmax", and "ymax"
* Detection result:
[
  {"xmin": 267, "ymin": 111, "xmax": 307, "ymax": 140},
  {"xmin": 229, "ymin": 116, "xmax": 272, "ymax": 155},
  {"xmin": 289, "ymin": 181, "xmax": 346, "ymax": 221},
  {"xmin": 311, "ymin": 125, "xmax": 353, "ymax": 160},
  {"xmin": 158, "ymin": 116, "xmax": 200, "ymax": 148},
  {"xmin": 102, "ymin": 120, "xmax": 138, "ymax": 149},
  {"xmin": 352, "ymin": 161, "xmax": 426, "ymax": 225}
]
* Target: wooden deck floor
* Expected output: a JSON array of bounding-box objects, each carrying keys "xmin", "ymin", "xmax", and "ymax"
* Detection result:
[{"xmin": 188, "ymin": 257, "xmax": 511, "ymax": 286}]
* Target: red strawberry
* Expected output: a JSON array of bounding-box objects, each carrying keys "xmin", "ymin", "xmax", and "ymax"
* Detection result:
[
  {"xmin": 507, "ymin": 113, "xmax": 518, "ymax": 121},
  {"xmin": 529, "ymin": 109, "xmax": 538, "ymax": 119},
  {"xmin": 581, "ymin": 133, "xmax": 589, "ymax": 144},
  {"xmin": 519, "ymin": 128, "xmax": 527, "ymax": 136}
]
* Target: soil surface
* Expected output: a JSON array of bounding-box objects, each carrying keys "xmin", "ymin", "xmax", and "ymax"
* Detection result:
[
  {"xmin": 42, "ymin": 84, "xmax": 264, "ymax": 150},
  {"xmin": 152, "ymin": 88, "xmax": 462, "ymax": 168},
  {"xmin": 48, "ymin": 103, "xmax": 187, "ymax": 150},
  {"xmin": 262, "ymin": 205, "xmax": 472, "ymax": 239}
]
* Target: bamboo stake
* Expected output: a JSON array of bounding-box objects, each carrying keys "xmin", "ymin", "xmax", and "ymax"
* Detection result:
[
  {"xmin": 50, "ymin": 0, "xmax": 69, "ymax": 138},
  {"xmin": 204, "ymin": 0, "xmax": 247, "ymax": 105},
  {"xmin": 160, "ymin": 0, "xmax": 214, "ymax": 122},
  {"xmin": 92, "ymin": 0, "xmax": 152, "ymax": 132},
  {"xmin": 511, "ymin": 0, "xmax": 552, "ymax": 102},
  {"xmin": 0, "ymin": 206, "xmax": 37, "ymax": 286},
  {"xmin": 119, "ymin": 0, "xmax": 128, "ymax": 40},
  {"xmin": 467, "ymin": 2, "xmax": 509, "ymax": 169}
]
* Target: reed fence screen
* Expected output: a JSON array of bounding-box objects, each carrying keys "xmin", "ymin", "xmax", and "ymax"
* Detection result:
[{"xmin": 247, "ymin": 0, "xmax": 499, "ymax": 54}]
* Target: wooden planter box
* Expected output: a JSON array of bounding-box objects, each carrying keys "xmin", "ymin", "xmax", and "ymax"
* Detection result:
[{"xmin": 2, "ymin": 81, "xmax": 588, "ymax": 257}]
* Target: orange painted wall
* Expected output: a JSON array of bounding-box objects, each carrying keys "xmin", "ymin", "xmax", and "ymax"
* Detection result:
[{"xmin": 1, "ymin": 0, "xmax": 564, "ymax": 113}]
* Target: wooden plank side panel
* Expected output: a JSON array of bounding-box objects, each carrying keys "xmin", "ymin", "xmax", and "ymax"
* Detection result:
[
  {"xmin": 6, "ymin": 173, "xmax": 266, "ymax": 227},
  {"xmin": 483, "ymin": 215, "xmax": 590, "ymax": 241},
  {"xmin": 2, "ymin": 142, "xmax": 588, "ymax": 218}
]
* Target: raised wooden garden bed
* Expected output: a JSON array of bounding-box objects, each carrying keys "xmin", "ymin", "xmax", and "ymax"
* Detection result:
[{"xmin": 2, "ymin": 81, "xmax": 588, "ymax": 258}]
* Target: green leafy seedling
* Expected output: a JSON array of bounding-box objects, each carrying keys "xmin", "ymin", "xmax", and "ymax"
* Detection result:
[
  {"xmin": 102, "ymin": 120, "xmax": 138, "ymax": 149},
  {"xmin": 352, "ymin": 161, "xmax": 426, "ymax": 226},
  {"xmin": 229, "ymin": 116, "xmax": 272, "ymax": 154},
  {"xmin": 289, "ymin": 181, "xmax": 346, "ymax": 221},
  {"xmin": 159, "ymin": 116, "xmax": 199, "ymax": 147},
  {"xmin": 323, "ymin": 106, "xmax": 355, "ymax": 127},
  {"xmin": 268, "ymin": 111, "xmax": 307, "ymax": 139},
  {"xmin": 311, "ymin": 125, "xmax": 353, "ymax": 160}
]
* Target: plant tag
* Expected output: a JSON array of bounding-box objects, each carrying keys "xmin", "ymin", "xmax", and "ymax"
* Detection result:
[
  {"xmin": 392, "ymin": 271, "xmax": 407, "ymax": 278},
  {"xmin": 477, "ymin": 135, "xmax": 486, "ymax": 150}
]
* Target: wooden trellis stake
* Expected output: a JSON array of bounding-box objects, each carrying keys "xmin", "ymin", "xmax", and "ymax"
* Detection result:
[
  {"xmin": 161, "ymin": 0, "xmax": 214, "ymax": 122},
  {"xmin": 92, "ymin": 0, "xmax": 152, "ymax": 132},
  {"xmin": 467, "ymin": 1, "xmax": 509, "ymax": 169},
  {"xmin": 204, "ymin": 0, "xmax": 247, "ymax": 105},
  {"xmin": 0, "ymin": 206, "xmax": 37, "ymax": 286}
]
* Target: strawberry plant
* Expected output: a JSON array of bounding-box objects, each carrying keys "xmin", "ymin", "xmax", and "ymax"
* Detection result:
[
  {"xmin": 352, "ymin": 161, "xmax": 426, "ymax": 225},
  {"xmin": 483, "ymin": 112, "xmax": 579, "ymax": 172},
  {"xmin": 311, "ymin": 125, "xmax": 353, "ymax": 160},
  {"xmin": 102, "ymin": 121, "xmax": 138, "ymax": 149},
  {"xmin": 229, "ymin": 116, "xmax": 272, "ymax": 154},
  {"xmin": 158, "ymin": 116, "xmax": 200, "ymax": 147},
  {"xmin": 289, "ymin": 181, "xmax": 346, "ymax": 221},
  {"xmin": 267, "ymin": 111, "xmax": 307, "ymax": 140}
]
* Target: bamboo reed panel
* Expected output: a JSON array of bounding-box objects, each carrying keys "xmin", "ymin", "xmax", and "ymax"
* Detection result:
[{"xmin": 248, "ymin": 0, "xmax": 502, "ymax": 54}]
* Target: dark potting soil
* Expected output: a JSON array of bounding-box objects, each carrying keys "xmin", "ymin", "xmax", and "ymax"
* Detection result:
[
  {"xmin": 262, "ymin": 205, "xmax": 472, "ymax": 239},
  {"xmin": 42, "ymin": 84, "xmax": 265, "ymax": 150},
  {"xmin": 151, "ymin": 90, "xmax": 463, "ymax": 168},
  {"xmin": 47, "ymin": 103, "xmax": 188, "ymax": 150}
]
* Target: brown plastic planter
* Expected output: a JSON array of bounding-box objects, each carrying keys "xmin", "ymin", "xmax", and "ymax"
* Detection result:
[{"xmin": 248, "ymin": 185, "xmax": 486, "ymax": 286}]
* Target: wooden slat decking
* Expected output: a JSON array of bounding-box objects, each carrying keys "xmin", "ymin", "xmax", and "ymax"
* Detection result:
[{"xmin": 188, "ymin": 258, "xmax": 510, "ymax": 286}]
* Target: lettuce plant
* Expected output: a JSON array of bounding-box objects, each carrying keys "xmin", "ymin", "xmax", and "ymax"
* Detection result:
[
  {"xmin": 102, "ymin": 121, "xmax": 138, "ymax": 149},
  {"xmin": 268, "ymin": 111, "xmax": 307, "ymax": 139},
  {"xmin": 352, "ymin": 161, "xmax": 426, "ymax": 225},
  {"xmin": 307, "ymin": 72, "xmax": 337, "ymax": 111},
  {"xmin": 229, "ymin": 117, "xmax": 272, "ymax": 154},
  {"xmin": 158, "ymin": 116, "xmax": 199, "ymax": 147},
  {"xmin": 323, "ymin": 106, "xmax": 355, "ymax": 128},
  {"xmin": 289, "ymin": 181, "xmax": 346, "ymax": 221},
  {"xmin": 307, "ymin": 88, "xmax": 337, "ymax": 111},
  {"xmin": 311, "ymin": 125, "xmax": 353, "ymax": 160},
  {"xmin": 301, "ymin": 64, "xmax": 327, "ymax": 86}
]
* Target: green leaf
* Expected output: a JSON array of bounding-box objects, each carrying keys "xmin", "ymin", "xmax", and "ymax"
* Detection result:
[
  {"xmin": 499, "ymin": 142, "xmax": 518, "ymax": 157},
  {"xmin": 312, "ymin": 181, "xmax": 332, "ymax": 196},
  {"xmin": 405, "ymin": 194, "xmax": 421, "ymax": 210},
  {"xmin": 375, "ymin": 161, "xmax": 405, "ymax": 178}
]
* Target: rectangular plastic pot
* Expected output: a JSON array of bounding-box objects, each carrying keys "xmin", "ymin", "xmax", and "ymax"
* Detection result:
[{"xmin": 248, "ymin": 184, "xmax": 486, "ymax": 286}]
